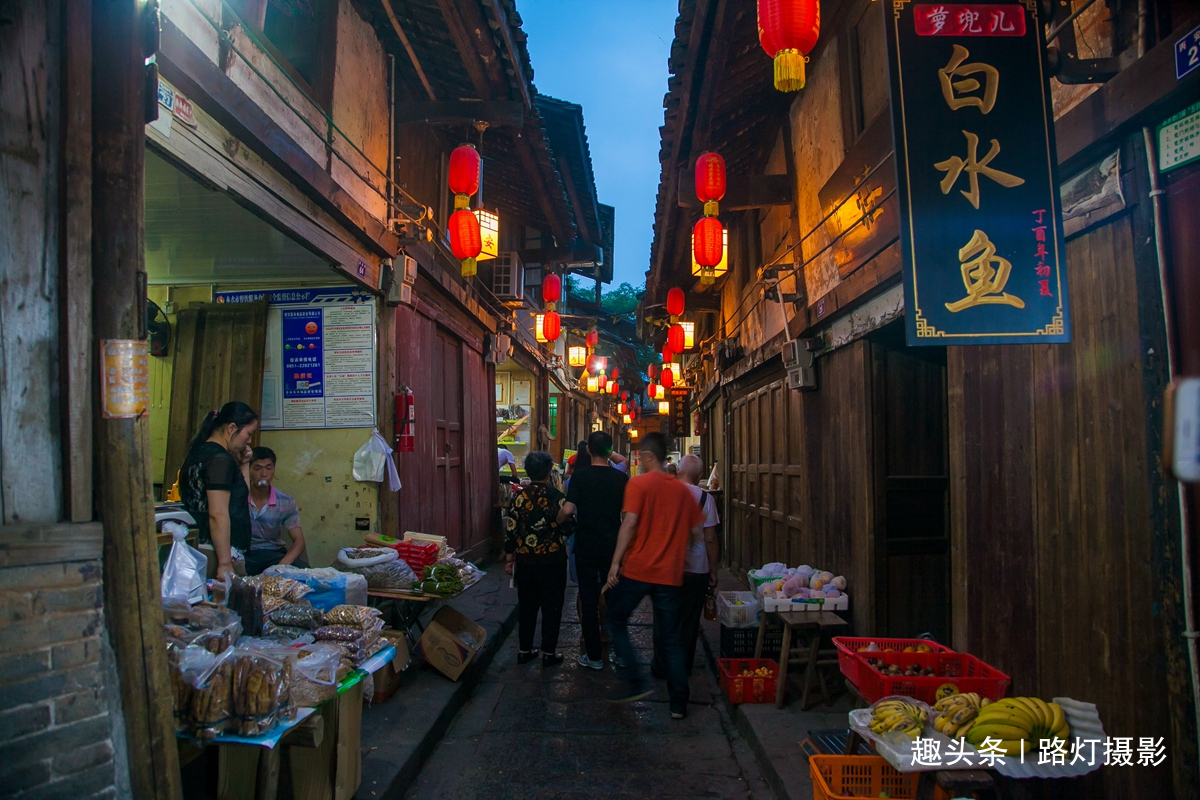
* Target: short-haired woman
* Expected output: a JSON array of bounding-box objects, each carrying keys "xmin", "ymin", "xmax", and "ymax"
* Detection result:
[
  {"xmin": 504, "ymin": 451, "xmax": 571, "ymax": 666},
  {"xmin": 180, "ymin": 401, "xmax": 259, "ymax": 581}
]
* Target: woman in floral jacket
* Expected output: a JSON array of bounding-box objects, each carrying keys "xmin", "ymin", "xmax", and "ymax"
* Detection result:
[{"xmin": 504, "ymin": 451, "xmax": 571, "ymax": 666}]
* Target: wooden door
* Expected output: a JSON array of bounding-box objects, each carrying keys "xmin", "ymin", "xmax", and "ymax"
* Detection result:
[
  {"xmin": 433, "ymin": 327, "xmax": 465, "ymax": 549},
  {"xmin": 870, "ymin": 324, "xmax": 950, "ymax": 642},
  {"xmin": 163, "ymin": 301, "xmax": 268, "ymax": 492}
]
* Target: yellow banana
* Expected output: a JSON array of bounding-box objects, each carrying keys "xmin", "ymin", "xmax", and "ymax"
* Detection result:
[
  {"xmin": 1046, "ymin": 702, "xmax": 1065, "ymax": 734},
  {"xmin": 980, "ymin": 697, "xmax": 991, "ymax": 707},
  {"xmin": 975, "ymin": 705, "xmax": 1035, "ymax": 731},
  {"xmin": 903, "ymin": 724, "xmax": 922, "ymax": 740},
  {"xmin": 956, "ymin": 719, "xmax": 974, "ymax": 739},
  {"xmin": 949, "ymin": 706, "xmax": 977, "ymax": 726},
  {"xmin": 1012, "ymin": 697, "xmax": 1046, "ymax": 728},
  {"xmin": 1032, "ymin": 698, "xmax": 1055, "ymax": 729},
  {"xmin": 995, "ymin": 739, "xmax": 1029, "ymax": 757},
  {"xmin": 934, "ymin": 714, "xmax": 948, "ymax": 733},
  {"xmin": 970, "ymin": 723, "xmax": 1032, "ymax": 742}
]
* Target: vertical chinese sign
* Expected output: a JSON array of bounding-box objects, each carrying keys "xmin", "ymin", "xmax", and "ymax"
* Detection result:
[
  {"xmin": 886, "ymin": 1, "xmax": 1071, "ymax": 345},
  {"xmin": 669, "ymin": 388, "xmax": 691, "ymax": 438}
]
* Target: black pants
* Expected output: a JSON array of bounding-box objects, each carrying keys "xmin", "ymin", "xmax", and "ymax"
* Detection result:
[
  {"xmin": 515, "ymin": 558, "xmax": 567, "ymax": 654},
  {"xmin": 653, "ymin": 572, "xmax": 710, "ymax": 675},
  {"xmin": 244, "ymin": 548, "xmax": 309, "ymax": 576},
  {"xmin": 575, "ymin": 557, "xmax": 610, "ymax": 661}
]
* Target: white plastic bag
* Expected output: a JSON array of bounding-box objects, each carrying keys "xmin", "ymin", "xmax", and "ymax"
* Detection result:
[
  {"xmin": 352, "ymin": 428, "xmax": 401, "ymax": 491},
  {"xmin": 161, "ymin": 521, "xmax": 208, "ymax": 604}
]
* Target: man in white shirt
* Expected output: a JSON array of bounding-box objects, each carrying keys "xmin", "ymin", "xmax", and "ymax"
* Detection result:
[
  {"xmin": 651, "ymin": 454, "xmax": 720, "ymax": 677},
  {"xmin": 497, "ymin": 445, "xmax": 518, "ymax": 480}
]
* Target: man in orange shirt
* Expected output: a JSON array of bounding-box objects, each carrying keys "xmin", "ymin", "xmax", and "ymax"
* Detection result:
[{"xmin": 605, "ymin": 432, "xmax": 705, "ymax": 718}]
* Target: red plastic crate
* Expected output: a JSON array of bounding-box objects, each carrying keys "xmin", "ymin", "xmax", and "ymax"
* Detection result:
[
  {"xmin": 855, "ymin": 650, "xmax": 1010, "ymax": 705},
  {"xmin": 717, "ymin": 658, "xmax": 778, "ymax": 704},
  {"xmin": 809, "ymin": 755, "xmax": 919, "ymax": 800},
  {"xmin": 832, "ymin": 637, "xmax": 954, "ymax": 688}
]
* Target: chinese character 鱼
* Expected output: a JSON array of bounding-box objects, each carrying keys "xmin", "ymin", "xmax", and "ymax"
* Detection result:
[
  {"xmin": 945, "ymin": 229, "xmax": 1026, "ymax": 312},
  {"xmin": 939, "ymin": 45, "xmax": 999, "ymax": 114},
  {"xmin": 936, "ymin": 131, "xmax": 1025, "ymax": 209}
]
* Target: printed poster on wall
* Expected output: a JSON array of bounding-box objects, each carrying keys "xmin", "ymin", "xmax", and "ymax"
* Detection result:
[{"xmin": 214, "ymin": 287, "xmax": 376, "ymax": 429}]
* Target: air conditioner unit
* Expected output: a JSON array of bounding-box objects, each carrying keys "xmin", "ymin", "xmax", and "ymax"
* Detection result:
[{"xmin": 492, "ymin": 252, "xmax": 525, "ymax": 306}]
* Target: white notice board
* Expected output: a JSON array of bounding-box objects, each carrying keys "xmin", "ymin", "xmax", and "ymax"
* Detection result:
[{"xmin": 214, "ymin": 287, "xmax": 377, "ymax": 429}]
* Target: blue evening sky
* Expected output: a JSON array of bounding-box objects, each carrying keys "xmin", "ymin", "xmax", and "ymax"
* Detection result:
[{"xmin": 519, "ymin": 0, "xmax": 679, "ymax": 289}]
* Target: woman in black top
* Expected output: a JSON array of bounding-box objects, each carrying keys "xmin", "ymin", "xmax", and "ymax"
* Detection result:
[
  {"xmin": 503, "ymin": 451, "xmax": 571, "ymax": 666},
  {"xmin": 180, "ymin": 401, "xmax": 259, "ymax": 581}
]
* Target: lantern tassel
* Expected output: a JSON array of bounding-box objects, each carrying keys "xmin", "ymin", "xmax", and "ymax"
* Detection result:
[
  {"xmin": 773, "ymin": 49, "xmax": 806, "ymax": 92},
  {"xmin": 461, "ymin": 257, "xmax": 477, "ymax": 277}
]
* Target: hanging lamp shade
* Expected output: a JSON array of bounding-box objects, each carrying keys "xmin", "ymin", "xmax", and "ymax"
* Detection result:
[
  {"xmin": 647, "ymin": 381, "xmax": 658, "ymax": 398},
  {"xmin": 542, "ymin": 310, "xmax": 561, "ymax": 342},
  {"xmin": 621, "ymin": 390, "xmax": 629, "ymax": 401},
  {"xmin": 542, "ymin": 273, "xmax": 562, "ymax": 307},
  {"xmin": 667, "ymin": 324, "xmax": 685, "ymax": 354},
  {"xmin": 692, "ymin": 227, "xmax": 729, "ymax": 285},
  {"xmin": 658, "ymin": 400, "xmax": 670, "ymax": 415},
  {"xmin": 617, "ymin": 402, "xmax": 627, "ymax": 415},
  {"xmin": 661, "ymin": 343, "xmax": 674, "ymax": 364},
  {"xmin": 597, "ymin": 372, "xmax": 607, "ymax": 391},
  {"xmin": 448, "ymin": 145, "xmax": 481, "ymax": 197},
  {"xmin": 666, "ymin": 287, "xmax": 686, "ymax": 318},
  {"xmin": 585, "ymin": 328, "xmax": 600, "ymax": 349},
  {"xmin": 607, "ymin": 380, "xmax": 618, "ymax": 395},
  {"xmin": 622, "ymin": 413, "xmax": 632, "ymax": 425},
  {"xmin": 449, "ymin": 209, "xmax": 482, "ymax": 276},
  {"xmin": 568, "ymin": 345, "xmax": 587, "ymax": 367},
  {"xmin": 586, "ymin": 374, "xmax": 599, "ymax": 393},
  {"xmin": 695, "ymin": 153, "xmax": 727, "ymax": 217},
  {"xmin": 630, "ymin": 428, "xmax": 639, "ymax": 438},
  {"xmin": 647, "ymin": 363, "xmax": 658, "ymax": 380},
  {"xmin": 610, "ymin": 367, "xmax": 620, "ymax": 381},
  {"xmin": 661, "ymin": 367, "xmax": 674, "ymax": 389},
  {"xmin": 693, "ymin": 217, "xmax": 725, "ymax": 268},
  {"xmin": 680, "ymin": 321, "xmax": 696, "ymax": 350},
  {"xmin": 757, "ymin": 0, "xmax": 821, "ymax": 92},
  {"xmin": 655, "ymin": 384, "xmax": 666, "ymax": 400}
]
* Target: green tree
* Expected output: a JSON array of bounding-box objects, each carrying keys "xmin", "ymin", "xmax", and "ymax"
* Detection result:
[{"xmin": 601, "ymin": 282, "xmax": 644, "ymax": 315}]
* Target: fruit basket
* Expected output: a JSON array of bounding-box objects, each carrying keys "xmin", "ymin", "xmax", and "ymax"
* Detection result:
[
  {"xmin": 716, "ymin": 591, "xmax": 760, "ymax": 627},
  {"xmin": 717, "ymin": 658, "xmax": 778, "ymax": 704},
  {"xmin": 855, "ymin": 650, "xmax": 1010, "ymax": 705},
  {"xmin": 832, "ymin": 637, "xmax": 954, "ymax": 688},
  {"xmin": 808, "ymin": 755, "xmax": 919, "ymax": 800}
]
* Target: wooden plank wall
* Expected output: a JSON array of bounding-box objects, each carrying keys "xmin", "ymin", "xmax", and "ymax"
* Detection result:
[
  {"xmin": 948, "ymin": 213, "xmax": 1176, "ymax": 799},
  {"xmin": 726, "ymin": 341, "xmax": 875, "ymax": 632}
]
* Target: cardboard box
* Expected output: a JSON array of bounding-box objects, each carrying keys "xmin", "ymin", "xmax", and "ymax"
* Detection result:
[{"xmin": 417, "ymin": 606, "xmax": 487, "ymax": 681}]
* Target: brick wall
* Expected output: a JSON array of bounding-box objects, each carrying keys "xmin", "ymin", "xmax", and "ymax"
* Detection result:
[{"xmin": 0, "ymin": 555, "xmax": 122, "ymax": 799}]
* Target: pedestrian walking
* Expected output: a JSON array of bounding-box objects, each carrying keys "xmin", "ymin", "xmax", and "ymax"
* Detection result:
[
  {"xmin": 557, "ymin": 431, "xmax": 628, "ymax": 670},
  {"xmin": 605, "ymin": 432, "xmax": 705, "ymax": 718},
  {"xmin": 673, "ymin": 454, "xmax": 720, "ymax": 673},
  {"xmin": 503, "ymin": 451, "xmax": 570, "ymax": 667}
]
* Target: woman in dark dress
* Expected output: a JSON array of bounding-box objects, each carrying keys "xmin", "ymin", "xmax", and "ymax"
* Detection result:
[
  {"xmin": 179, "ymin": 401, "xmax": 259, "ymax": 581},
  {"xmin": 503, "ymin": 451, "xmax": 571, "ymax": 666}
]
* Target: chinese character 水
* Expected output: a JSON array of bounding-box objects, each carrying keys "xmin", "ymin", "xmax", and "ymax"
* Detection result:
[
  {"xmin": 936, "ymin": 131, "xmax": 1025, "ymax": 209},
  {"xmin": 945, "ymin": 229, "xmax": 1026, "ymax": 312},
  {"xmin": 939, "ymin": 45, "xmax": 999, "ymax": 114}
]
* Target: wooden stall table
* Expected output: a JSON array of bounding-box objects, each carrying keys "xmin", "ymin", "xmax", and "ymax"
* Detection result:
[
  {"xmin": 367, "ymin": 587, "xmax": 437, "ymax": 645},
  {"xmin": 754, "ymin": 610, "xmax": 849, "ymax": 709}
]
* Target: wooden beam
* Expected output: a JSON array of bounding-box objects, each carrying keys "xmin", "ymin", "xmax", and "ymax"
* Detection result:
[
  {"xmin": 394, "ymin": 100, "xmax": 523, "ymax": 127},
  {"xmin": 512, "ymin": 127, "xmax": 572, "ymax": 244},
  {"xmin": 781, "ymin": 113, "xmax": 807, "ymax": 307},
  {"xmin": 553, "ymin": 147, "xmax": 594, "ymax": 244},
  {"xmin": 380, "ymin": 0, "xmax": 438, "ymax": 102},
  {"xmin": 435, "ymin": 0, "xmax": 494, "ymax": 99},
  {"xmin": 688, "ymin": 0, "xmax": 730, "ymax": 156},
  {"xmin": 677, "ymin": 171, "xmax": 792, "ymax": 210},
  {"xmin": 517, "ymin": 243, "xmax": 602, "ymax": 264},
  {"xmin": 92, "ymin": 3, "xmax": 184, "ymax": 798},
  {"xmin": 0, "ymin": 521, "xmax": 103, "ymax": 567},
  {"xmin": 157, "ymin": 16, "xmax": 399, "ymax": 259},
  {"xmin": 486, "ymin": 0, "xmax": 532, "ymax": 108}
]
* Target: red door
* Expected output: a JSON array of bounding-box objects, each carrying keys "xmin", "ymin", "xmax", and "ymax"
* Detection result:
[{"xmin": 433, "ymin": 327, "xmax": 465, "ymax": 549}]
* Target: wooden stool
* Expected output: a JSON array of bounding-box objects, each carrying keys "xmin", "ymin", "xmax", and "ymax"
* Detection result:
[{"xmin": 755, "ymin": 610, "xmax": 848, "ymax": 708}]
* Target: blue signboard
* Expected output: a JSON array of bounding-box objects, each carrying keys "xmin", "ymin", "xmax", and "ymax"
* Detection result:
[
  {"xmin": 281, "ymin": 309, "xmax": 324, "ymax": 399},
  {"xmin": 1177, "ymin": 23, "xmax": 1200, "ymax": 80},
  {"xmin": 885, "ymin": 2, "xmax": 1070, "ymax": 346}
]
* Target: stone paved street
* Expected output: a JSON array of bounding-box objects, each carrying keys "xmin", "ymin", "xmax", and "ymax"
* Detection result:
[{"xmin": 404, "ymin": 585, "xmax": 774, "ymax": 799}]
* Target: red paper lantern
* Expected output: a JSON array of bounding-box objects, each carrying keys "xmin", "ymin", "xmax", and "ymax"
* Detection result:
[
  {"xmin": 542, "ymin": 310, "xmax": 561, "ymax": 342},
  {"xmin": 661, "ymin": 367, "xmax": 674, "ymax": 389},
  {"xmin": 647, "ymin": 363, "xmax": 658, "ymax": 380},
  {"xmin": 757, "ymin": 0, "xmax": 821, "ymax": 92},
  {"xmin": 585, "ymin": 328, "xmax": 600, "ymax": 349},
  {"xmin": 621, "ymin": 391, "xmax": 628, "ymax": 401},
  {"xmin": 667, "ymin": 324, "xmax": 685, "ymax": 354},
  {"xmin": 693, "ymin": 217, "xmax": 725, "ymax": 268},
  {"xmin": 448, "ymin": 145, "xmax": 481, "ymax": 197},
  {"xmin": 647, "ymin": 381, "xmax": 658, "ymax": 398},
  {"xmin": 542, "ymin": 273, "xmax": 562, "ymax": 306},
  {"xmin": 611, "ymin": 367, "xmax": 620, "ymax": 381},
  {"xmin": 597, "ymin": 373, "xmax": 607, "ymax": 391},
  {"xmin": 662, "ymin": 344, "xmax": 674, "ymax": 364},
  {"xmin": 448, "ymin": 208, "xmax": 482, "ymax": 276},
  {"xmin": 695, "ymin": 153, "xmax": 726, "ymax": 217},
  {"xmin": 667, "ymin": 287, "xmax": 686, "ymax": 318}
]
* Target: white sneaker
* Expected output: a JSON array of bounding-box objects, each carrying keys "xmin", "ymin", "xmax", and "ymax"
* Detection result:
[{"xmin": 577, "ymin": 654, "xmax": 604, "ymax": 671}]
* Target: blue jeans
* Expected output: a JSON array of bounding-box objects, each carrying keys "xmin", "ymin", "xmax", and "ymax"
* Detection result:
[{"xmin": 606, "ymin": 577, "xmax": 689, "ymax": 712}]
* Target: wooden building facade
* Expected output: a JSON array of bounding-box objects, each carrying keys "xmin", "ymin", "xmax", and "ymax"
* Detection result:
[{"xmin": 644, "ymin": 1, "xmax": 1200, "ymax": 797}]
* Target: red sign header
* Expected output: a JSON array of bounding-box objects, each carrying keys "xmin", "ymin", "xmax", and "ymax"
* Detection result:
[{"xmin": 913, "ymin": 4, "xmax": 1026, "ymax": 37}]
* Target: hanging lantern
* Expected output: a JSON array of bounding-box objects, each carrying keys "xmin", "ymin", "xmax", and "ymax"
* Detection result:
[
  {"xmin": 621, "ymin": 390, "xmax": 629, "ymax": 401},
  {"xmin": 568, "ymin": 345, "xmax": 587, "ymax": 367},
  {"xmin": 680, "ymin": 321, "xmax": 696, "ymax": 350},
  {"xmin": 692, "ymin": 227, "xmax": 729, "ymax": 285},
  {"xmin": 448, "ymin": 144, "xmax": 481, "ymax": 197},
  {"xmin": 586, "ymin": 374, "xmax": 599, "ymax": 393},
  {"xmin": 666, "ymin": 287, "xmax": 686, "ymax": 319},
  {"xmin": 667, "ymin": 324, "xmax": 685, "ymax": 354},
  {"xmin": 611, "ymin": 366, "xmax": 620, "ymax": 381},
  {"xmin": 658, "ymin": 400, "xmax": 670, "ymax": 415},
  {"xmin": 589, "ymin": 355, "xmax": 607, "ymax": 375},
  {"xmin": 534, "ymin": 313, "xmax": 547, "ymax": 343},
  {"xmin": 542, "ymin": 310, "xmax": 561, "ymax": 343},
  {"xmin": 662, "ymin": 343, "xmax": 674, "ymax": 364},
  {"xmin": 622, "ymin": 413, "xmax": 632, "ymax": 425},
  {"xmin": 618, "ymin": 402, "xmax": 627, "ymax": 415},
  {"xmin": 449, "ymin": 208, "xmax": 482, "ymax": 277},
  {"xmin": 597, "ymin": 372, "xmax": 607, "ymax": 391},
  {"xmin": 647, "ymin": 381, "xmax": 658, "ymax": 398},
  {"xmin": 585, "ymin": 328, "xmax": 600, "ymax": 349},
  {"xmin": 693, "ymin": 216, "xmax": 725, "ymax": 270},
  {"xmin": 655, "ymin": 384, "xmax": 666, "ymax": 400},
  {"xmin": 757, "ymin": 0, "xmax": 821, "ymax": 92},
  {"xmin": 605, "ymin": 380, "xmax": 616, "ymax": 395},
  {"xmin": 630, "ymin": 428, "xmax": 639, "ymax": 439},
  {"xmin": 647, "ymin": 363, "xmax": 658, "ymax": 380},
  {"xmin": 474, "ymin": 208, "xmax": 499, "ymax": 260},
  {"xmin": 661, "ymin": 367, "xmax": 674, "ymax": 389},
  {"xmin": 670, "ymin": 362, "xmax": 683, "ymax": 382},
  {"xmin": 542, "ymin": 273, "xmax": 562, "ymax": 310},
  {"xmin": 695, "ymin": 152, "xmax": 727, "ymax": 217}
]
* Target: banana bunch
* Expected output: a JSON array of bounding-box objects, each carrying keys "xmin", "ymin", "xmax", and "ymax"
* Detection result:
[
  {"xmin": 869, "ymin": 699, "xmax": 927, "ymax": 740},
  {"xmin": 932, "ymin": 692, "xmax": 988, "ymax": 739},
  {"xmin": 965, "ymin": 697, "xmax": 1070, "ymax": 756}
]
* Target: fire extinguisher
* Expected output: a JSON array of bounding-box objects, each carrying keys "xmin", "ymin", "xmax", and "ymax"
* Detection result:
[{"xmin": 395, "ymin": 386, "xmax": 415, "ymax": 452}]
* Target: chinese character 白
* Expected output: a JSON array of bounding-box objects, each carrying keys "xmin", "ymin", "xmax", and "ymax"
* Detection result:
[
  {"xmin": 945, "ymin": 229, "xmax": 1026, "ymax": 312},
  {"xmin": 939, "ymin": 44, "xmax": 999, "ymax": 114},
  {"xmin": 936, "ymin": 131, "xmax": 1025, "ymax": 209}
]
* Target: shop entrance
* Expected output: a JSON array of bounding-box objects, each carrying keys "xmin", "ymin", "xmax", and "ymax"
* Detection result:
[
  {"xmin": 433, "ymin": 327, "xmax": 465, "ymax": 548},
  {"xmin": 868, "ymin": 322, "xmax": 951, "ymax": 642}
]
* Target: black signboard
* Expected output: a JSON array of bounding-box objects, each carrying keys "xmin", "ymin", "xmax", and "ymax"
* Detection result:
[
  {"xmin": 668, "ymin": 388, "xmax": 691, "ymax": 438},
  {"xmin": 885, "ymin": 1, "xmax": 1070, "ymax": 345}
]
